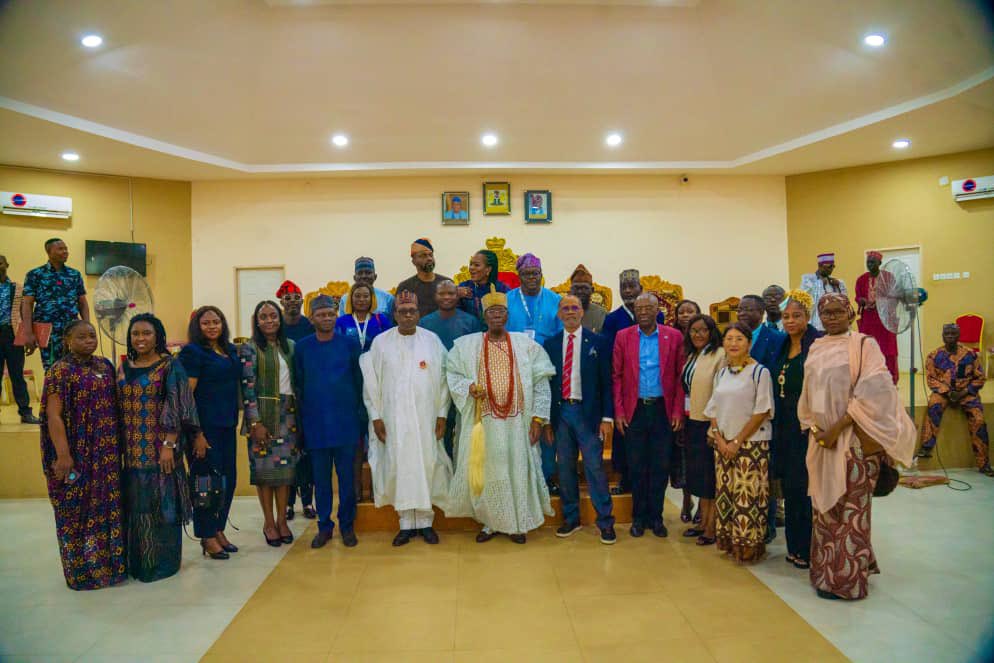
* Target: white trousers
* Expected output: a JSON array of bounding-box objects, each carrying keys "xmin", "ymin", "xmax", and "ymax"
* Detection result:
[{"xmin": 398, "ymin": 509, "xmax": 435, "ymax": 530}]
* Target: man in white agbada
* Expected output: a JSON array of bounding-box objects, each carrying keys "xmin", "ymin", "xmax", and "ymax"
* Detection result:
[
  {"xmin": 361, "ymin": 291, "xmax": 452, "ymax": 546},
  {"xmin": 445, "ymin": 285, "xmax": 556, "ymax": 544}
]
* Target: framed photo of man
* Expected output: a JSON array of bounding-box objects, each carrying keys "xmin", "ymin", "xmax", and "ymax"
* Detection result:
[
  {"xmin": 482, "ymin": 182, "xmax": 511, "ymax": 216},
  {"xmin": 441, "ymin": 191, "xmax": 470, "ymax": 225},
  {"xmin": 524, "ymin": 190, "xmax": 551, "ymax": 223}
]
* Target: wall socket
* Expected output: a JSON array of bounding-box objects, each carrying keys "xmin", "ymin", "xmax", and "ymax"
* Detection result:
[{"xmin": 932, "ymin": 272, "xmax": 970, "ymax": 281}]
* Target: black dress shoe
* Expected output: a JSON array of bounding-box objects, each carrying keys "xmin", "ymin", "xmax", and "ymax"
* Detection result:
[
  {"xmin": 280, "ymin": 532, "xmax": 294, "ymax": 545},
  {"xmin": 220, "ymin": 542, "xmax": 238, "ymax": 553},
  {"xmin": 629, "ymin": 524, "xmax": 645, "ymax": 538},
  {"xmin": 341, "ymin": 529, "xmax": 358, "ymax": 547},
  {"xmin": 200, "ymin": 540, "xmax": 229, "ymax": 559},
  {"xmin": 303, "ymin": 505, "xmax": 317, "ymax": 519},
  {"xmin": 509, "ymin": 533, "xmax": 527, "ymax": 544},
  {"xmin": 286, "ymin": 507, "xmax": 296, "ymax": 521},
  {"xmin": 652, "ymin": 523, "xmax": 668, "ymax": 538},
  {"xmin": 311, "ymin": 529, "xmax": 334, "ymax": 548},
  {"xmin": 599, "ymin": 526, "xmax": 617, "ymax": 545},
  {"xmin": 421, "ymin": 527, "xmax": 440, "ymax": 544},
  {"xmin": 20, "ymin": 413, "xmax": 42, "ymax": 424},
  {"xmin": 555, "ymin": 521, "xmax": 581, "ymax": 538},
  {"xmin": 264, "ymin": 530, "xmax": 282, "ymax": 547},
  {"xmin": 682, "ymin": 528, "xmax": 703, "ymax": 538},
  {"xmin": 393, "ymin": 530, "xmax": 415, "ymax": 547},
  {"xmin": 476, "ymin": 529, "xmax": 496, "ymax": 543}
]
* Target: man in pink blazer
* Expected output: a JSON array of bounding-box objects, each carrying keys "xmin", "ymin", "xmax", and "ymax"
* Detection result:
[{"xmin": 612, "ymin": 293, "xmax": 685, "ymax": 538}]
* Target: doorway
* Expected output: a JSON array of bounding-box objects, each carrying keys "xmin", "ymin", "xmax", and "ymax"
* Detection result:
[{"xmin": 235, "ymin": 267, "xmax": 285, "ymax": 339}]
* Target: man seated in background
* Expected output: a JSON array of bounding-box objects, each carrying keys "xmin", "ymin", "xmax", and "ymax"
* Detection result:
[{"xmin": 917, "ymin": 323, "xmax": 992, "ymax": 477}]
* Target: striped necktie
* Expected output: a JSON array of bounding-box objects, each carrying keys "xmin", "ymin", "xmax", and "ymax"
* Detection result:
[{"xmin": 562, "ymin": 333, "xmax": 575, "ymax": 399}]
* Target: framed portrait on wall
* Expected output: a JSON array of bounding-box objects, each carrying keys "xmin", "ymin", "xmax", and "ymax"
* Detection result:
[
  {"xmin": 441, "ymin": 191, "xmax": 470, "ymax": 225},
  {"xmin": 482, "ymin": 182, "xmax": 511, "ymax": 215},
  {"xmin": 524, "ymin": 190, "xmax": 551, "ymax": 223}
]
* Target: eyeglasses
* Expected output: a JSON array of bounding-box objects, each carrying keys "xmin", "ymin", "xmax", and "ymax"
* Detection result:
[{"xmin": 689, "ymin": 328, "xmax": 710, "ymax": 336}]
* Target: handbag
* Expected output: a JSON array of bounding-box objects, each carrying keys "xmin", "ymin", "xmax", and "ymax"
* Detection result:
[
  {"xmin": 849, "ymin": 335, "xmax": 898, "ymax": 497},
  {"xmin": 189, "ymin": 466, "xmax": 225, "ymax": 513}
]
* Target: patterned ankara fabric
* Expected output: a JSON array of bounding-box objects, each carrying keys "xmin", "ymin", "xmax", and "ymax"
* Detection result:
[
  {"xmin": 809, "ymin": 453, "xmax": 881, "ymax": 600},
  {"xmin": 919, "ymin": 344, "xmax": 989, "ymax": 467},
  {"xmin": 239, "ymin": 340, "xmax": 300, "ymax": 486},
  {"xmin": 40, "ymin": 354, "xmax": 126, "ymax": 590},
  {"xmin": 118, "ymin": 356, "xmax": 197, "ymax": 582},
  {"xmin": 713, "ymin": 439, "xmax": 770, "ymax": 563}
]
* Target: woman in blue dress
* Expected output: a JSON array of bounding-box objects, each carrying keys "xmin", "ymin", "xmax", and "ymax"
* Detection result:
[
  {"xmin": 335, "ymin": 283, "xmax": 392, "ymax": 352},
  {"xmin": 179, "ymin": 306, "xmax": 241, "ymax": 560}
]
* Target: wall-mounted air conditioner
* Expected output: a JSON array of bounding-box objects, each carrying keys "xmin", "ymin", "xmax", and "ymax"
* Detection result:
[
  {"xmin": 2, "ymin": 192, "xmax": 73, "ymax": 219},
  {"xmin": 951, "ymin": 176, "xmax": 994, "ymax": 202}
]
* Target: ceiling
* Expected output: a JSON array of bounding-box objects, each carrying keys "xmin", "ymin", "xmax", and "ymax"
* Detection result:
[{"xmin": 0, "ymin": 0, "xmax": 992, "ymax": 180}]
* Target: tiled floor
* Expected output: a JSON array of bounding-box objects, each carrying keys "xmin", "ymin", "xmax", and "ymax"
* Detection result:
[{"xmin": 1, "ymin": 471, "xmax": 992, "ymax": 663}]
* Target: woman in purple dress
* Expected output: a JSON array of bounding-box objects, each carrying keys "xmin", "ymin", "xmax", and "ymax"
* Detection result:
[{"xmin": 40, "ymin": 320, "xmax": 127, "ymax": 590}]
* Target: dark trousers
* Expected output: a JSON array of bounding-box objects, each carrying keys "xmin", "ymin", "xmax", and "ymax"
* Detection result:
[
  {"xmin": 541, "ymin": 429, "xmax": 557, "ymax": 486},
  {"xmin": 443, "ymin": 403, "xmax": 458, "ymax": 460},
  {"xmin": 556, "ymin": 403, "xmax": 614, "ymax": 530},
  {"xmin": 611, "ymin": 430, "xmax": 630, "ymax": 491},
  {"xmin": 625, "ymin": 399, "xmax": 673, "ymax": 527},
  {"xmin": 781, "ymin": 442, "xmax": 812, "ymax": 561},
  {"xmin": 312, "ymin": 445, "xmax": 357, "ymax": 534},
  {"xmin": 288, "ymin": 452, "xmax": 314, "ymax": 508},
  {"xmin": 0, "ymin": 325, "xmax": 32, "ymax": 416},
  {"xmin": 195, "ymin": 426, "xmax": 236, "ymax": 535}
]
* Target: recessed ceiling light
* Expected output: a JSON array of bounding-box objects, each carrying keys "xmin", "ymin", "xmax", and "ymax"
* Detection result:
[
  {"xmin": 864, "ymin": 34, "xmax": 886, "ymax": 47},
  {"xmin": 605, "ymin": 132, "xmax": 623, "ymax": 147},
  {"xmin": 331, "ymin": 134, "xmax": 349, "ymax": 148},
  {"xmin": 892, "ymin": 139, "xmax": 911, "ymax": 149},
  {"xmin": 81, "ymin": 34, "xmax": 103, "ymax": 48},
  {"xmin": 481, "ymin": 133, "xmax": 499, "ymax": 148},
  {"xmin": 61, "ymin": 152, "xmax": 80, "ymax": 161}
]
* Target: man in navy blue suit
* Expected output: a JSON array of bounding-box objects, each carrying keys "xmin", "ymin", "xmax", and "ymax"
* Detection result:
[
  {"xmin": 543, "ymin": 294, "xmax": 616, "ymax": 544},
  {"xmin": 738, "ymin": 294, "xmax": 786, "ymax": 370}
]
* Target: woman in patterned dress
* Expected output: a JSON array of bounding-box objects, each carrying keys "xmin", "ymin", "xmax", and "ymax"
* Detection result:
[
  {"xmin": 798, "ymin": 293, "xmax": 915, "ymax": 600},
  {"xmin": 118, "ymin": 313, "xmax": 198, "ymax": 582},
  {"xmin": 704, "ymin": 321, "xmax": 775, "ymax": 563},
  {"xmin": 40, "ymin": 320, "xmax": 127, "ymax": 590},
  {"xmin": 239, "ymin": 300, "xmax": 300, "ymax": 547}
]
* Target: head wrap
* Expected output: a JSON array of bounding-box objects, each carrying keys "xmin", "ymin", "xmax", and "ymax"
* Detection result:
[
  {"xmin": 817, "ymin": 252, "xmax": 835, "ymax": 265},
  {"xmin": 396, "ymin": 290, "xmax": 418, "ymax": 307},
  {"xmin": 571, "ymin": 264, "xmax": 593, "ymax": 284},
  {"xmin": 783, "ymin": 288, "xmax": 814, "ymax": 314},
  {"xmin": 515, "ymin": 253, "xmax": 542, "ymax": 272},
  {"xmin": 411, "ymin": 238, "xmax": 434, "ymax": 255},
  {"xmin": 481, "ymin": 284, "xmax": 507, "ymax": 312},
  {"xmin": 477, "ymin": 250, "xmax": 500, "ymax": 286},
  {"xmin": 866, "ymin": 250, "xmax": 883, "ymax": 262},
  {"xmin": 276, "ymin": 280, "xmax": 302, "ymax": 298},
  {"xmin": 943, "ymin": 323, "xmax": 959, "ymax": 333},
  {"xmin": 619, "ymin": 269, "xmax": 640, "ymax": 283},
  {"xmin": 354, "ymin": 256, "xmax": 375, "ymax": 271},
  {"xmin": 817, "ymin": 292, "xmax": 853, "ymax": 319},
  {"xmin": 310, "ymin": 294, "xmax": 338, "ymax": 313}
]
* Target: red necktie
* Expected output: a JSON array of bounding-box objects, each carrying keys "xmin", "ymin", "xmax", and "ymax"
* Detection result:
[{"xmin": 562, "ymin": 333, "xmax": 575, "ymax": 399}]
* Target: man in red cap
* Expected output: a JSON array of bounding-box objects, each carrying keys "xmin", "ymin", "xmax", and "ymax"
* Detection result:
[{"xmin": 855, "ymin": 251, "xmax": 899, "ymax": 383}]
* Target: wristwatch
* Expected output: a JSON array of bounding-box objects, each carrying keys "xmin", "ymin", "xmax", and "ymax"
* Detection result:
[
  {"xmin": 162, "ymin": 439, "xmax": 177, "ymax": 450},
  {"xmin": 532, "ymin": 416, "xmax": 548, "ymax": 426}
]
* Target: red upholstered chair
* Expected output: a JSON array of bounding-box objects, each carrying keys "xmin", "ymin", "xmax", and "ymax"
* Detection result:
[{"xmin": 955, "ymin": 314, "xmax": 984, "ymax": 355}]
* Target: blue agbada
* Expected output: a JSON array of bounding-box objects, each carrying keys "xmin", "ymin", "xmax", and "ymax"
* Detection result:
[
  {"xmin": 506, "ymin": 287, "xmax": 563, "ymax": 346},
  {"xmin": 751, "ymin": 324, "xmax": 788, "ymax": 370},
  {"xmin": 293, "ymin": 333, "xmax": 364, "ymax": 449}
]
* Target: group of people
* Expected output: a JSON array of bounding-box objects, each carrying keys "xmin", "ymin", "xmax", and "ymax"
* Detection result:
[{"xmin": 16, "ymin": 236, "xmax": 989, "ymax": 603}]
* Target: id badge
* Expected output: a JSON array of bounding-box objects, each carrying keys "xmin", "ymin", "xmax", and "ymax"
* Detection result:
[
  {"xmin": 524, "ymin": 329, "xmax": 536, "ymax": 340},
  {"xmin": 684, "ymin": 395, "xmax": 691, "ymax": 414}
]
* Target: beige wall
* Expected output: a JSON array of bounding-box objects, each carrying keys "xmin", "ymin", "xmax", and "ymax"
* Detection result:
[
  {"xmin": 0, "ymin": 166, "xmax": 192, "ymax": 378},
  {"xmin": 191, "ymin": 174, "xmax": 789, "ymax": 317},
  {"xmin": 786, "ymin": 148, "xmax": 994, "ymax": 354}
]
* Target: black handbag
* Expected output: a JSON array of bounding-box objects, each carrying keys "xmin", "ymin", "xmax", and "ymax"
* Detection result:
[
  {"xmin": 874, "ymin": 458, "xmax": 900, "ymax": 497},
  {"xmin": 189, "ymin": 467, "xmax": 225, "ymax": 513}
]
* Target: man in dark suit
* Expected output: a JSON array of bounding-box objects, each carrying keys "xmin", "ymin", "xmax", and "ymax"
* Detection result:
[
  {"xmin": 543, "ymin": 295, "xmax": 616, "ymax": 544},
  {"xmin": 738, "ymin": 294, "xmax": 787, "ymax": 370}
]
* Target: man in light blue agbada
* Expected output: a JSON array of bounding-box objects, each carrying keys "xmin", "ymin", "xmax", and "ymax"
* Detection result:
[{"xmin": 506, "ymin": 253, "xmax": 562, "ymax": 347}]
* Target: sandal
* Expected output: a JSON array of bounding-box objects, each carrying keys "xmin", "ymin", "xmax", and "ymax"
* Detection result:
[
  {"xmin": 683, "ymin": 528, "xmax": 703, "ymax": 538},
  {"xmin": 696, "ymin": 535, "xmax": 715, "ymax": 546},
  {"xmin": 792, "ymin": 559, "xmax": 810, "ymax": 569}
]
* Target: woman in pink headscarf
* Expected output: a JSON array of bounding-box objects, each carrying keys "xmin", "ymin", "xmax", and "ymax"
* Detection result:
[{"xmin": 798, "ymin": 293, "xmax": 915, "ymax": 600}]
